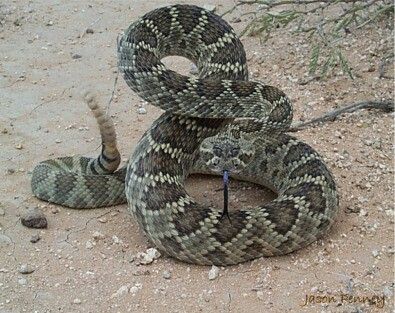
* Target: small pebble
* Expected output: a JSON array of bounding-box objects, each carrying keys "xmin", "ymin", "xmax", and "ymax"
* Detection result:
[
  {"xmin": 72, "ymin": 53, "xmax": 82, "ymax": 59},
  {"xmin": 98, "ymin": 217, "xmax": 107, "ymax": 223},
  {"xmin": 30, "ymin": 234, "xmax": 41, "ymax": 243},
  {"xmin": 6, "ymin": 168, "xmax": 15, "ymax": 175},
  {"xmin": 359, "ymin": 209, "xmax": 368, "ymax": 217},
  {"xmin": 21, "ymin": 208, "xmax": 48, "ymax": 229},
  {"xmin": 19, "ymin": 264, "xmax": 35, "ymax": 274},
  {"xmin": 136, "ymin": 248, "xmax": 161, "ymax": 265},
  {"xmin": 46, "ymin": 20, "xmax": 53, "ymax": 26},
  {"xmin": 85, "ymin": 240, "xmax": 94, "ymax": 249},
  {"xmin": 137, "ymin": 107, "xmax": 147, "ymax": 114},
  {"xmin": 256, "ymin": 290, "xmax": 264, "ymax": 300},
  {"xmin": 18, "ymin": 278, "xmax": 27, "ymax": 285},
  {"xmin": 15, "ymin": 143, "xmax": 23, "ymax": 150},
  {"xmin": 85, "ymin": 28, "xmax": 94, "ymax": 34},
  {"xmin": 208, "ymin": 265, "xmax": 219, "ymax": 280},
  {"xmin": 372, "ymin": 250, "xmax": 380, "ymax": 258},
  {"xmin": 92, "ymin": 231, "xmax": 105, "ymax": 240},
  {"xmin": 126, "ymin": 252, "xmax": 135, "ymax": 263},
  {"xmin": 112, "ymin": 235, "xmax": 122, "ymax": 244},
  {"xmin": 13, "ymin": 18, "xmax": 22, "ymax": 26},
  {"xmin": 130, "ymin": 283, "xmax": 142, "ymax": 294},
  {"xmin": 162, "ymin": 270, "xmax": 171, "ymax": 279},
  {"xmin": 386, "ymin": 247, "xmax": 395, "ymax": 255},
  {"xmin": 111, "ymin": 285, "xmax": 129, "ymax": 298},
  {"xmin": 367, "ymin": 64, "xmax": 375, "ymax": 72},
  {"xmin": 73, "ymin": 298, "xmax": 82, "ymax": 304},
  {"xmin": 51, "ymin": 207, "xmax": 59, "ymax": 214}
]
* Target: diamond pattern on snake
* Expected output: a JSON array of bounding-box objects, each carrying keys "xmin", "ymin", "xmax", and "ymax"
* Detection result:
[{"xmin": 31, "ymin": 4, "xmax": 338, "ymax": 265}]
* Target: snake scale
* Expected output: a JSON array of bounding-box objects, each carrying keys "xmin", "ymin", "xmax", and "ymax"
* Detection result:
[{"xmin": 31, "ymin": 4, "xmax": 338, "ymax": 265}]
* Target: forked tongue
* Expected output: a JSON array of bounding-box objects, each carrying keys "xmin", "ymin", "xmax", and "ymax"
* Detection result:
[{"xmin": 222, "ymin": 170, "xmax": 230, "ymax": 221}]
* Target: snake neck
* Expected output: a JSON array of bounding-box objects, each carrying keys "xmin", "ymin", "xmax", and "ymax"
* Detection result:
[{"xmin": 128, "ymin": 113, "xmax": 228, "ymax": 181}]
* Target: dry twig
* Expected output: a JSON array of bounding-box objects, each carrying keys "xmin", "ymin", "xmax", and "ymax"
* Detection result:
[{"xmin": 289, "ymin": 100, "xmax": 394, "ymax": 132}]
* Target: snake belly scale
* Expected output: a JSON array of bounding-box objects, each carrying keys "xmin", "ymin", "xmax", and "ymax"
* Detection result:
[{"xmin": 31, "ymin": 4, "xmax": 338, "ymax": 265}]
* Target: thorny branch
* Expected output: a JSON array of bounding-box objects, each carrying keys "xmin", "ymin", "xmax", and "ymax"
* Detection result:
[
  {"xmin": 223, "ymin": 0, "xmax": 389, "ymax": 18},
  {"xmin": 222, "ymin": 0, "xmax": 394, "ymax": 78}
]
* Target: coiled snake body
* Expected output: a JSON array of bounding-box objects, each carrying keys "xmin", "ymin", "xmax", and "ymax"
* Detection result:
[{"xmin": 32, "ymin": 5, "xmax": 338, "ymax": 265}]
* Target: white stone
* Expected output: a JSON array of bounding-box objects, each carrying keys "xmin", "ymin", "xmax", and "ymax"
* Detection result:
[
  {"xmin": 208, "ymin": 265, "xmax": 219, "ymax": 280},
  {"xmin": 85, "ymin": 240, "xmax": 94, "ymax": 249},
  {"xmin": 162, "ymin": 270, "xmax": 171, "ymax": 279},
  {"xmin": 112, "ymin": 235, "xmax": 122, "ymax": 244},
  {"xmin": 136, "ymin": 248, "xmax": 161, "ymax": 265},
  {"xmin": 18, "ymin": 278, "xmax": 27, "ymax": 285},
  {"xmin": 19, "ymin": 264, "xmax": 34, "ymax": 274},
  {"xmin": 92, "ymin": 231, "xmax": 104, "ymax": 240},
  {"xmin": 111, "ymin": 285, "xmax": 129, "ymax": 298},
  {"xmin": 137, "ymin": 107, "xmax": 147, "ymax": 114},
  {"xmin": 130, "ymin": 283, "xmax": 143, "ymax": 295}
]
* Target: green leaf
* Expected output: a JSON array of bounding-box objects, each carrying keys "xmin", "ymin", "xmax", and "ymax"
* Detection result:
[
  {"xmin": 337, "ymin": 50, "xmax": 354, "ymax": 79},
  {"xmin": 320, "ymin": 52, "xmax": 335, "ymax": 77},
  {"xmin": 309, "ymin": 44, "xmax": 320, "ymax": 75},
  {"xmin": 334, "ymin": 14, "xmax": 354, "ymax": 32}
]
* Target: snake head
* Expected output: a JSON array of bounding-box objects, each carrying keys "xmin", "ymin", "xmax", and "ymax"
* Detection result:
[{"xmin": 199, "ymin": 133, "xmax": 255, "ymax": 174}]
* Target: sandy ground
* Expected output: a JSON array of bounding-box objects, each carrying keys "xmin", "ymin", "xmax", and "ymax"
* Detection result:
[{"xmin": 0, "ymin": 1, "xmax": 394, "ymax": 312}]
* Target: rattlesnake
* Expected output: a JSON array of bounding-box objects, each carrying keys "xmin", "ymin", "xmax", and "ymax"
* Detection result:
[{"xmin": 32, "ymin": 4, "xmax": 338, "ymax": 265}]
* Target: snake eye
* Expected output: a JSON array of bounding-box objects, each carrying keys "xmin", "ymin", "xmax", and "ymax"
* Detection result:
[{"xmin": 213, "ymin": 146, "xmax": 223, "ymax": 157}]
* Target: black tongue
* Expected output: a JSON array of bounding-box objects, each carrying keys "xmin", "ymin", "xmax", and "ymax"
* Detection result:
[{"xmin": 221, "ymin": 170, "xmax": 230, "ymax": 222}]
